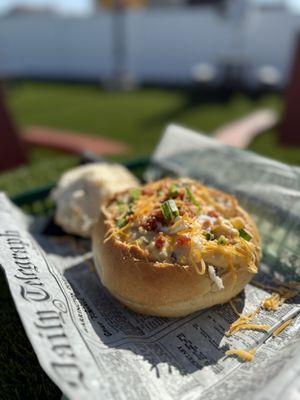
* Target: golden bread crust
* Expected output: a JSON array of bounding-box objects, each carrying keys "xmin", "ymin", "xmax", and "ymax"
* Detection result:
[{"xmin": 92, "ymin": 180, "xmax": 261, "ymax": 317}]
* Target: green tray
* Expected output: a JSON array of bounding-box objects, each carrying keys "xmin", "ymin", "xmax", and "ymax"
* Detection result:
[{"xmin": 10, "ymin": 157, "xmax": 150, "ymax": 215}]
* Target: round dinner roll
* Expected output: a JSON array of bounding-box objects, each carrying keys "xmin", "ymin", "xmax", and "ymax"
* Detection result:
[
  {"xmin": 92, "ymin": 177, "xmax": 261, "ymax": 317},
  {"xmin": 51, "ymin": 163, "xmax": 139, "ymax": 237}
]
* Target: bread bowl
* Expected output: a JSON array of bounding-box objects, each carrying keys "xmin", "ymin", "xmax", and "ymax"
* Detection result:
[{"xmin": 92, "ymin": 177, "xmax": 261, "ymax": 317}]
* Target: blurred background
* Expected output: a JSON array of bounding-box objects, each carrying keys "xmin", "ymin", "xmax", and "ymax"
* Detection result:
[{"xmin": 1, "ymin": 0, "xmax": 300, "ymax": 197}]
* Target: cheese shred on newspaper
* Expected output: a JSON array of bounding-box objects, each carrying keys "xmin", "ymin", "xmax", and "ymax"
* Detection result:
[
  {"xmin": 226, "ymin": 306, "xmax": 263, "ymax": 336},
  {"xmin": 228, "ymin": 283, "xmax": 299, "ymax": 338},
  {"xmin": 225, "ymin": 284, "xmax": 299, "ymax": 361},
  {"xmin": 225, "ymin": 348, "xmax": 256, "ymax": 362},
  {"xmin": 273, "ymin": 319, "xmax": 293, "ymax": 337},
  {"xmin": 261, "ymin": 288, "xmax": 297, "ymax": 311}
]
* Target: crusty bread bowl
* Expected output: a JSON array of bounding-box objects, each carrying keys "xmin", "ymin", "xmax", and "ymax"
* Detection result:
[{"xmin": 92, "ymin": 178, "xmax": 261, "ymax": 317}]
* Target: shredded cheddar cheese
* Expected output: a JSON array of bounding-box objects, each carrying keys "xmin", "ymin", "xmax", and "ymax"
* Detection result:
[
  {"xmin": 227, "ymin": 281, "xmax": 299, "ymax": 339},
  {"xmin": 225, "ymin": 348, "xmax": 256, "ymax": 362},
  {"xmin": 272, "ymin": 319, "xmax": 293, "ymax": 337},
  {"xmin": 229, "ymin": 299, "xmax": 242, "ymax": 317},
  {"xmin": 226, "ymin": 282, "xmax": 299, "ymax": 362},
  {"xmin": 261, "ymin": 293, "xmax": 282, "ymax": 311},
  {"xmin": 227, "ymin": 323, "xmax": 270, "ymax": 336},
  {"xmin": 261, "ymin": 286, "xmax": 298, "ymax": 311},
  {"xmin": 226, "ymin": 306, "xmax": 260, "ymax": 335}
]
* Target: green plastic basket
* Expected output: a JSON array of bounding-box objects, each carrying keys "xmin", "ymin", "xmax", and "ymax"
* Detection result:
[{"xmin": 10, "ymin": 157, "xmax": 150, "ymax": 215}]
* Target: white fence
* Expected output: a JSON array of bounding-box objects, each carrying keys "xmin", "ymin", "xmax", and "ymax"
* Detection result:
[{"xmin": 0, "ymin": 7, "xmax": 299, "ymax": 87}]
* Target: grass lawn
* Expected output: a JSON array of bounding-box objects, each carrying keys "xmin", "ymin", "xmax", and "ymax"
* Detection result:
[
  {"xmin": 1, "ymin": 81, "xmax": 300, "ymax": 198},
  {"xmin": 0, "ymin": 82, "xmax": 299, "ymax": 400}
]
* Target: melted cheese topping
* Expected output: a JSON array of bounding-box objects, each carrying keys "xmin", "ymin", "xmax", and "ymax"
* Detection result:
[{"xmin": 105, "ymin": 178, "xmax": 259, "ymax": 282}]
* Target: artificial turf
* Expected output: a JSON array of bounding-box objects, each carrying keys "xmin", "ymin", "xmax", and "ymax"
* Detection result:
[{"xmin": 0, "ymin": 82, "xmax": 299, "ymax": 399}]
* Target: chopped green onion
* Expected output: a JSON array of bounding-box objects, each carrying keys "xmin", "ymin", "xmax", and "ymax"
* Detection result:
[
  {"xmin": 126, "ymin": 205, "xmax": 134, "ymax": 216},
  {"xmin": 116, "ymin": 199, "xmax": 126, "ymax": 213},
  {"xmin": 161, "ymin": 199, "xmax": 179, "ymax": 221},
  {"xmin": 169, "ymin": 183, "xmax": 179, "ymax": 197},
  {"xmin": 117, "ymin": 218, "xmax": 127, "ymax": 228},
  {"xmin": 218, "ymin": 235, "xmax": 228, "ymax": 245},
  {"xmin": 205, "ymin": 232, "xmax": 215, "ymax": 241},
  {"xmin": 239, "ymin": 228, "xmax": 252, "ymax": 241},
  {"xmin": 130, "ymin": 188, "xmax": 140, "ymax": 202},
  {"xmin": 185, "ymin": 187, "xmax": 200, "ymax": 209},
  {"xmin": 117, "ymin": 204, "xmax": 126, "ymax": 214}
]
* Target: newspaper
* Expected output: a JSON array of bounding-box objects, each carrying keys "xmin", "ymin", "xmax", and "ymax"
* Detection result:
[{"xmin": 1, "ymin": 124, "xmax": 300, "ymax": 400}]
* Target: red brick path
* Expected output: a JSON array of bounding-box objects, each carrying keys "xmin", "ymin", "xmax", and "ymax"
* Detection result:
[{"xmin": 23, "ymin": 126, "xmax": 129, "ymax": 156}]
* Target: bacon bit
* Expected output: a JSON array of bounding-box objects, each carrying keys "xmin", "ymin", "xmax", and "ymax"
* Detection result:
[
  {"xmin": 208, "ymin": 210, "xmax": 219, "ymax": 218},
  {"xmin": 179, "ymin": 203, "xmax": 198, "ymax": 218},
  {"xmin": 178, "ymin": 189, "xmax": 185, "ymax": 200},
  {"xmin": 154, "ymin": 208, "xmax": 164, "ymax": 218},
  {"xmin": 202, "ymin": 220, "xmax": 211, "ymax": 229},
  {"xmin": 141, "ymin": 187, "xmax": 154, "ymax": 196},
  {"xmin": 176, "ymin": 235, "xmax": 191, "ymax": 246},
  {"xmin": 141, "ymin": 209, "xmax": 164, "ymax": 231},
  {"xmin": 155, "ymin": 235, "xmax": 165, "ymax": 249},
  {"xmin": 187, "ymin": 205, "xmax": 198, "ymax": 218},
  {"xmin": 141, "ymin": 215, "xmax": 158, "ymax": 231}
]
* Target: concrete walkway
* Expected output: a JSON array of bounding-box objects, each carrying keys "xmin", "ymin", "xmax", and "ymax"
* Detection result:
[{"xmin": 214, "ymin": 109, "xmax": 278, "ymax": 148}]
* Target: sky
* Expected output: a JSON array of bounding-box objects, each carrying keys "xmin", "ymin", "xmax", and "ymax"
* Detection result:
[
  {"xmin": 0, "ymin": 0, "xmax": 95, "ymax": 15},
  {"xmin": 0, "ymin": 0, "xmax": 300, "ymax": 15},
  {"xmin": 255, "ymin": 0, "xmax": 300, "ymax": 12}
]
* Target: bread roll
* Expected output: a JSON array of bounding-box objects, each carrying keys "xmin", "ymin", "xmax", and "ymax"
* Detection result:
[
  {"xmin": 52, "ymin": 163, "xmax": 139, "ymax": 237},
  {"xmin": 92, "ymin": 178, "xmax": 261, "ymax": 317}
]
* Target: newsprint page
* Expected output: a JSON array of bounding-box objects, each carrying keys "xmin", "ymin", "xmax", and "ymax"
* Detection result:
[{"xmin": 0, "ymin": 125, "xmax": 300, "ymax": 400}]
